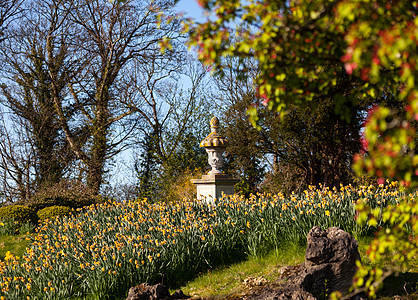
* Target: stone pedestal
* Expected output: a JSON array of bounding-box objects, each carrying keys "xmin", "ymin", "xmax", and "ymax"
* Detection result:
[{"xmin": 192, "ymin": 174, "xmax": 239, "ymax": 202}]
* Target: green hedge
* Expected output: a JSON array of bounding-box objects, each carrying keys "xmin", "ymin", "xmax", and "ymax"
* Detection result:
[
  {"xmin": 37, "ymin": 206, "xmax": 71, "ymax": 221},
  {"xmin": 0, "ymin": 205, "xmax": 37, "ymax": 224},
  {"xmin": 27, "ymin": 180, "xmax": 99, "ymax": 210}
]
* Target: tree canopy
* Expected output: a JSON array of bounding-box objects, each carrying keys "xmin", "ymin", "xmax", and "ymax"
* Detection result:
[{"xmin": 186, "ymin": 0, "xmax": 417, "ymax": 187}]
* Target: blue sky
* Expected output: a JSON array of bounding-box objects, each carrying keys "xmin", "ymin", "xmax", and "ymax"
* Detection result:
[{"xmin": 175, "ymin": 0, "xmax": 205, "ymax": 21}]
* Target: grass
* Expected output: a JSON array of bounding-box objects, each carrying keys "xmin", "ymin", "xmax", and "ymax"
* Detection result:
[
  {"xmin": 179, "ymin": 237, "xmax": 418, "ymax": 299},
  {"xmin": 179, "ymin": 242, "xmax": 306, "ymax": 299},
  {"xmin": 0, "ymin": 234, "xmax": 31, "ymax": 260}
]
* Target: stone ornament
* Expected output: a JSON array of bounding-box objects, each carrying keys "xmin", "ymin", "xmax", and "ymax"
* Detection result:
[
  {"xmin": 199, "ymin": 116, "xmax": 228, "ymax": 148},
  {"xmin": 200, "ymin": 116, "xmax": 228, "ymax": 175}
]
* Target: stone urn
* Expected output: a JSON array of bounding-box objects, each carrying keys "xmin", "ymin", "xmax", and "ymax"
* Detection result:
[
  {"xmin": 191, "ymin": 116, "xmax": 239, "ymax": 202},
  {"xmin": 199, "ymin": 116, "xmax": 228, "ymax": 175}
]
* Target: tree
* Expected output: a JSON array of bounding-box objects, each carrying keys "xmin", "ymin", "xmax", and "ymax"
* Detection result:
[
  {"xmin": 0, "ymin": 0, "xmax": 23, "ymax": 43},
  {"xmin": 50, "ymin": 0, "xmax": 186, "ymax": 194},
  {"xmin": 0, "ymin": 0, "xmax": 85, "ymax": 200},
  {"xmin": 0, "ymin": 115, "xmax": 35, "ymax": 202},
  {"xmin": 130, "ymin": 58, "xmax": 212, "ymax": 201},
  {"xmin": 0, "ymin": 0, "xmax": 192, "ymax": 198},
  {"xmin": 211, "ymin": 57, "xmax": 266, "ymax": 195},
  {"xmin": 187, "ymin": 0, "xmax": 417, "ymax": 187},
  {"xmin": 187, "ymin": 1, "xmax": 417, "ymax": 297},
  {"xmin": 210, "ymin": 56, "xmax": 387, "ymax": 194}
]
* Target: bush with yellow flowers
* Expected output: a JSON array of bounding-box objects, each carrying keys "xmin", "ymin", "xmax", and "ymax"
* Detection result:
[
  {"xmin": 0, "ymin": 205, "xmax": 37, "ymax": 236},
  {"xmin": 0, "ymin": 183, "xmax": 409, "ymax": 299},
  {"xmin": 37, "ymin": 206, "xmax": 72, "ymax": 221},
  {"xmin": 0, "ymin": 205, "xmax": 37, "ymax": 224}
]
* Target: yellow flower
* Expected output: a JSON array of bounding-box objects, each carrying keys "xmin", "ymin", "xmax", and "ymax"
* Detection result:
[
  {"xmin": 325, "ymin": 210, "xmax": 330, "ymax": 217},
  {"xmin": 4, "ymin": 251, "xmax": 14, "ymax": 261}
]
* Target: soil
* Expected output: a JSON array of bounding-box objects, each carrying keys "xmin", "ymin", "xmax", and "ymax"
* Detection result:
[{"xmin": 188, "ymin": 267, "xmax": 418, "ymax": 300}]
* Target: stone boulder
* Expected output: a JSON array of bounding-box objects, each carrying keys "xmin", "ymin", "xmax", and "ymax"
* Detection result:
[
  {"xmin": 250, "ymin": 226, "xmax": 361, "ymax": 299},
  {"xmin": 300, "ymin": 226, "xmax": 361, "ymax": 296},
  {"xmin": 126, "ymin": 283, "xmax": 188, "ymax": 300}
]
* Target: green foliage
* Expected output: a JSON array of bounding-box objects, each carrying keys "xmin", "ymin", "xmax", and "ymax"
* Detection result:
[
  {"xmin": 220, "ymin": 92, "xmax": 266, "ymax": 195},
  {"xmin": 157, "ymin": 134, "xmax": 208, "ymax": 202},
  {"xmin": 0, "ymin": 205, "xmax": 37, "ymax": 225},
  {"xmin": 196, "ymin": 6, "xmax": 402, "ymax": 193},
  {"xmin": 345, "ymin": 196, "xmax": 417, "ymax": 299},
  {"xmin": 27, "ymin": 180, "xmax": 99, "ymax": 211},
  {"xmin": 161, "ymin": 168, "xmax": 204, "ymax": 202},
  {"xmin": 37, "ymin": 206, "xmax": 71, "ymax": 221},
  {"xmin": 187, "ymin": 0, "xmax": 417, "ymax": 187},
  {"xmin": 136, "ymin": 125, "xmax": 209, "ymax": 203},
  {"xmin": 261, "ymin": 167, "xmax": 305, "ymax": 196},
  {"xmin": 234, "ymin": 179, "xmax": 256, "ymax": 198},
  {"xmin": 335, "ymin": 1, "xmax": 417, "ymax": 187},
  {"xmin": 261, "ymin": 100, "xmax": 364, "ymax": 191},
  {"xmin": 187, "ymin": 1, "xmax": 417, "ymax": 297}
]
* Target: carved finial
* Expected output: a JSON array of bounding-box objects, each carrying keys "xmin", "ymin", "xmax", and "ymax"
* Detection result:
[
  {"xmin": 199, "ymin": 116, "xmax": 228, "ymax": 148},
  {"xmin": 210, "ymin": 116, "xmax": 219, "ymax": 132}
]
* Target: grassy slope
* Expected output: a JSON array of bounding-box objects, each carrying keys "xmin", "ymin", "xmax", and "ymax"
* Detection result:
[
  {"xmin": 0, "ymin": 234, "xmax": 31, "ymax": 260},
  {"xmin": 179, "ymin": 243, "xmax": 306, "ymax": 299},
  {"xmin": 179, "ymin": 238, "xmax": 418, "ymax": 299}
]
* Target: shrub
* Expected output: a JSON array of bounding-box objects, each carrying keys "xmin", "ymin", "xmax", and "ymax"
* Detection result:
[
  {"xmin": 0, "ymin": 205, "xmax": 37, "ymax": 224},
  {"xmin": 160, "ymin": 168, "xmax": 204, "ymax": 202},
  {"xmin": 27, "ymin": 180, "xmax": 100, "ymax": 210},
  {"xmin": 37, "ymin": 205, "xmax": 71, "ymax": 221}
]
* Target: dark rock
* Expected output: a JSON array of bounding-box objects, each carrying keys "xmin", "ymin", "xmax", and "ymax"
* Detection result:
[
  {"xmin": 126, "ymin": 283, "xmax": 189, "ymax": 300},
  {"xmin": 170, "ymin": 289, "xmax": 188, "ymax": 299},
  {"xmin": 301, "ymin": 226, "xmax": 361, "ymax": 297},
  {"xmin": 247, "ymin": 226, "xmax": 361, "ymax": 300}
]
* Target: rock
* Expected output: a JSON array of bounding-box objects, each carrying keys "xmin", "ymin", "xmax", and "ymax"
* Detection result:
[
  {"xmin": 126, "ymin": 283, "xmax": 189, "ymax": 300},
  {"xmin": 170, "ymin": 290, "xmax": 188, "ymax": 299},
  {"xmin": 248, "ymin": 226, "xmax": 361, "ymax": 300},
  {"xmin": 300, "ymin": 226, "xmax": 361, "ymax": 297}
]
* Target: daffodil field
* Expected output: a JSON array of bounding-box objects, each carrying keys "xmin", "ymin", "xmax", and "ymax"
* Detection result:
[{"xmin": 0, "ymin": 183, "xmax": 414, "ymax": 299}]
